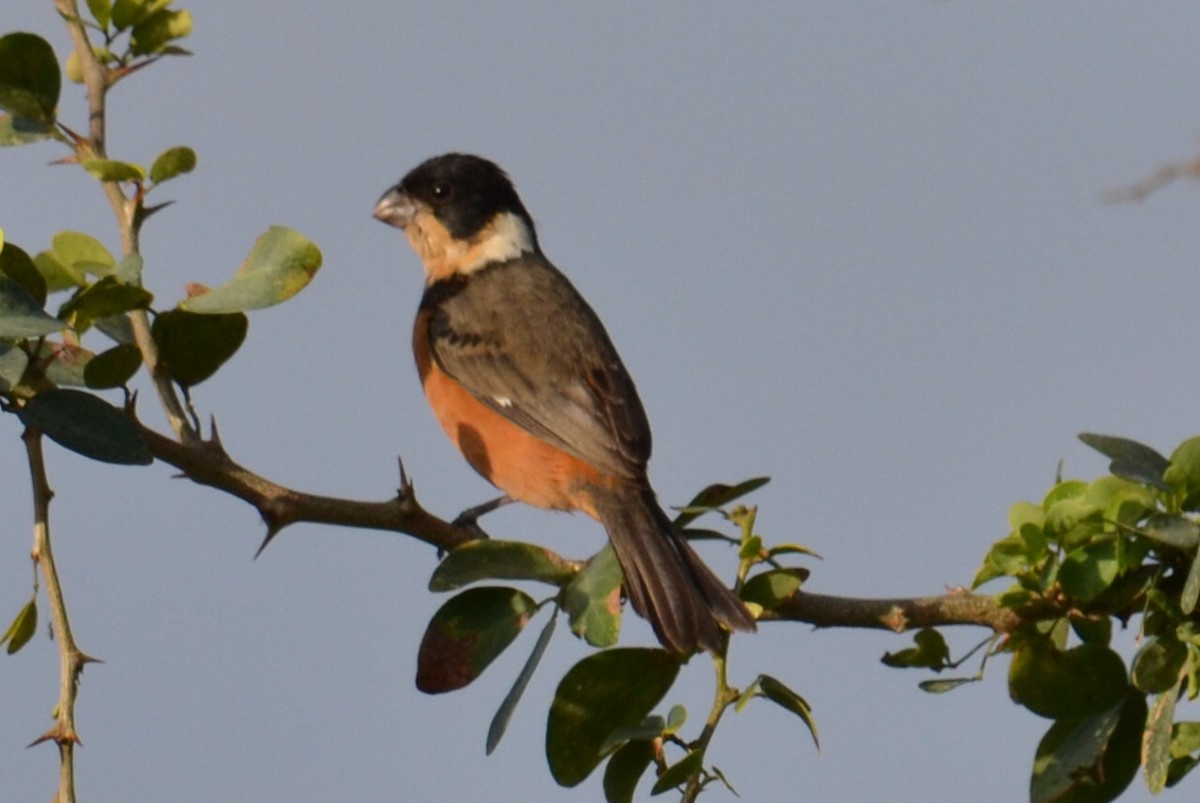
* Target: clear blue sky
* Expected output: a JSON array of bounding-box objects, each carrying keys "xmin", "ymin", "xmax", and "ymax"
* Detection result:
[{"xmin": 3, "ymin": 3, "xmax": 1199, "ymax": 801}]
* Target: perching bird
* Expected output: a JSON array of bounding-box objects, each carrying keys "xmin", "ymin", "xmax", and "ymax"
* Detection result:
[{"xmin": 374, "ymin": 153, "xmax": 755, "ymax": 654}]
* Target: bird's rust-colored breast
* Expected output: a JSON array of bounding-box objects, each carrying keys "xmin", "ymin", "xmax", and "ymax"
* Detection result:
[{"xmin": 413, "ymin": 307, "xmax": 607, "ymax": 518}]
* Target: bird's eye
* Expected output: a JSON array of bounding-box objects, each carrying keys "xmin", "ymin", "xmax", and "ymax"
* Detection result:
[{"xmin": 431, "ymin": 183, "xmax": 452, "ymax": 201}]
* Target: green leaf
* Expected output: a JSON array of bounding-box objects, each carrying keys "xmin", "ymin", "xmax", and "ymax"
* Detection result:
[
  {"xmin": 603, "ymin": 740, "xmax": 655, "ymax": 803},
  {"xmin": 1183, "ymin": 549, "xmax": 1200, "ymax": 616},
  {"xmin": 149, "ymin": 145, "xmax": 196, "ymax": 183},
  {"xmin": 0, "ymin": 113, "xmax": 57, "ymax": 146},
  {"xmin": 52, "ymin": 231, "xmax": 116, "ymax": 277},
  {"xmin": 150, "ymin": 308, "xmax": 248, "ymax": 387},
  {"xmin": 1132, "ymin": 636, "xmax": 1187, "ymax": 694},
  {"xmin": 600, "ymin": 715, "xmax": 667, "ymax": 755},
  {"xmin": 88, "ymin": 0, "xmax": 114, "ymax": 28},
  {"xmin": 1079, "ymin": 432, "xmax": 1171, "ymax": 491},
  {"xmin": 0, "ymin": 276, "xmax": 61, "ymax": 338},
  {"xmin": 111, "ymin": 0, "xmax": 172, "ymax": 30},
  {"xmin": 739, "ymin": 567, "xmax": 808, "ymax": 610},
  {"xmin": 84, "ymin": 343, "xmax": 142, "ymax": 389},
  {"xmin": 1030, "ymin": 691, "xmax": 1146, "ymax": 803},
  {"xmin": 0, "ymin": 33, "xmax": 60, "ymax": 125},
  {"xmin": 415, "ymin": 586, "xmax": 536, "ymax": 694},
  {"xmin": 180, "ymin": 226, "xmax": 322, "ymax": 313},
  {"xmin": 0, "ymin": 241, "xmax": 47, "ymax": 305},
  {"xmin": 1009, "ymin": 636, "xmax": 1129, "ymax": 720},
  {"xmin": 0, "ymin": 343, "xmax": 30, "ymax": 392},
  {"xmin": 650, "ymin": 751, "xmax": 702, "ymax": 796},
  {"xmin": 1165, "ymin": 436, "xmax": 1200, "ymax": 497},
  {"xmin": 881, "ymin": 628, "xmax": 950, "ymax": 670},
  {"xmin": 80, "ymin": 158, "xmax": 147, "ymax": 182},
  {"xmin": 1145, "ymin": 690, "xmax": 1177, "ymax": 793},
  {"xmin": 1058, "ymin": 541, "xmax": 1119, "ymax": 602},
  {"xmin": 429, "ymin": 539, "xmax": 576, "ymax": 591},
  {"xmin": 758, "ymin": 674, "xmax": 820, "ymax": 749},
  {"xmin": 672, "ymin": 476, "xmax": 770, "ymax": 527},
  {"xmin": 562, "ymin": 544, "xmax": 623, "ymax": 647},
  {"xmin": 58, "ymin": 276, "xmax": 153, "ymax": 332},
  {"xmin": 33, "ymin": 250, "xmax": 86, "ymax": 291},
  {"xmin": 130, "ymin": 8, "xmax": 192, "ymax": 55},
  {"xmin": 546, "ymin": 648, "xmax": 680, "ymax": 787},
  {"xmin": 17, "ymin": 388, "xmax": 152, "ymax": 465},
  {"xmin": 486, "ymin": 612, "xmax": 556, "ymax": 756},
  {"xmin": 2, "ymin": 598, "xmax": 37, "ymax": 655}
]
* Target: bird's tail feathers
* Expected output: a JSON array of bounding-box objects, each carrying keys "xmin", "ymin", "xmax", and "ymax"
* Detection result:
[{"xmin": 594, "ymin": 484, "xmax": 756, "ymax": 655}]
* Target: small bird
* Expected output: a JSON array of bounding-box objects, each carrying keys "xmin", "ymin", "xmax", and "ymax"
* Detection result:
[{"xmin": 374, "ymin": 153, "xmax": 755, "ymax": 654}]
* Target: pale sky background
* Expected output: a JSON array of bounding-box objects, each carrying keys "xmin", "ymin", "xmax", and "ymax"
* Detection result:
[{"xmin": 3, "ymin": 3, "xmax": 1200, "ymax": 802}]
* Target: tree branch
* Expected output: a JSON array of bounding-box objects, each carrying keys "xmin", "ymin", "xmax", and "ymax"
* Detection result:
[
  {"xmin": 762, "ymin": 588, "xmax": 1077, "ymax": 633},
  {"xmin": 139, "ymin": 424, "xmax": 476, "ymax": 554}
]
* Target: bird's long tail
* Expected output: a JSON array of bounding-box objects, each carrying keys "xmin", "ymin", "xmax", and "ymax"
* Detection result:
[{"xmin": 593, "ymin": 484, "xmax": 756, "ymax": 654}]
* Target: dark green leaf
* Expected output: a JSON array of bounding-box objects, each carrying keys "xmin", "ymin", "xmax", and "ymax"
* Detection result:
[
  {"xmin": 84, "ymin": 343, "xmax": 142, "ymax": 389},
  {"xmin": 882, "ymin": 628, "xmax": 951, "ymax": 670},
  {"xmin": 672, "ymin": 476, "xmax": 769, "ymax": 527},
  {"xmin": 80, "ymin": 158, "xmax": 146, "ymax": 182},
  {"xmin": 2, "ymin": 598, "xmax": 37, "ymax": 654},
  {"xmin": 759, "ymin": 674, "xmax": 819, "ymax": 749},
  {"xmin": 130, "ymin": 8, "xmax": 193, "ymax": 55},
  {"xmin": 1146, "ymin": 690, "xmax": 1177, "ymax": 793},
  {"xmin": 546, "ymin": 648, "xmax": 680, "ymax": 787},
  {"xmin": 650, "ymin": 751, "xmax": 703, "ymax": 796},
  {"xmin": 603, "ymin": 740, "xmax": 655, "ymax": 803},
  {"xmin": 0, "ymin": 113, "xmax": 57, "ymax": 146},
  {"xmin": 429, "ymin": 539, "xmax": 576, "ymax": 591},
  {"xmin": 415, "ymin": 586, "xmax": 535, "ymax": 694},
  {"xmin": 1058, "ymin": 541, "xmax": 1119, "ymax": 602},
  {"xmin": 1009, "ymin": 636, "xmax": 1129, "ymax": 720},
  {"xmin": 151, "ymin": 308, "xmax": 248, "ymax": 387},
  {"xmin": 1142, "ymin": 515, "xmax": 1200, "ymax": 550},
  {"xmin": 58, "ymin": 276, "xmax": 152, "ymax": 332},
  {"xmin": 149, "ymin": 145, "xmax": 197, "ymax": 183},
  {"xmin": 0, "ymin": 276, "xmax": 60, "ymax": 337},
  {"xmin": 0, "ymin": 33, "xmax": 60, "ymax": 124},
  {"xmin": 0, "ymin": 242, "xmax": 47, "ymax": 305},
  {"xmin": 739, "ymin": 567, "xmax": 808, "ymax": 610},
  {"xmin": 486, "ymin": 612, "xmax": 556, "ymax": 755},
  {"xmin": 40, "ymin": 342, "xmax": 94, "ymax": 387},
  {"xmin": 1030, "ymin": 691, "xmax": 1146, "ymax": 803},
  {"xmin": 1079, "ymin": 432, "xmax": 1171, "ymax": 491},
  {"xmin": 1132, "ymin": 636, "xmax": 1187, "ymax": 694},
  {"xmin": 562, "ymin": 544, "xmax": 623, "ymax": 648},
  {"xmin": 919, "ymin": 676, "xmax": 981, "ymax": 694},
  {"xmin": 18, "ymin": 388, "xmax": 152, "ymax": 465},
  {"xmin": 181, "ymin": 226, "xmax": 322, "ymax": 313}
]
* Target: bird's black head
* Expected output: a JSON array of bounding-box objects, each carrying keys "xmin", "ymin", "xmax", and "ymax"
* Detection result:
[{"xmin": 394, "ymin": 153, "xmax": 536, "ymax": 243}]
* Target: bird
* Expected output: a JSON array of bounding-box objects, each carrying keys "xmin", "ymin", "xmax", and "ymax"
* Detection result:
[{"xmin": 373, "ymin": 153, "xmax": 756, "ymax": 654}]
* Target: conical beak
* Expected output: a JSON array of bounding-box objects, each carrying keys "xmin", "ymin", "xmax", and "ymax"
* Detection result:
[{"xmin": 373, "ymin": 186, "xmax": 417, "ymax": 229}]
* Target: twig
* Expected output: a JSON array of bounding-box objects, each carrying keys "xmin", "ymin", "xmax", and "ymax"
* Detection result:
[
  {"xmin": 52, "ymin": 0, "xmax": 197, "ymax": 443},
  {"xmin": 23, "ymin": 427, "xmax": 94, "ymax": 803},
  {"xmin": 1105, "ymin": 152, "xmax": 1200, "ymax": 203}
]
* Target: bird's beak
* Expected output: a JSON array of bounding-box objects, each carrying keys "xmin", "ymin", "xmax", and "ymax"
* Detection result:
[{"xmin": 373, "ymin": 186, "xmax": 418, "ymax": 229}]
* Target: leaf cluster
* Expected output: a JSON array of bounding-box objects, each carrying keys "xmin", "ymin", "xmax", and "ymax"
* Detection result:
[
  {"xmin": 414, "ymin": 479, "xmax": 819, "ymax": 801},
  {"xmin": 889, "ymin": 433, "xmax": 1200, "ymax": 802}
]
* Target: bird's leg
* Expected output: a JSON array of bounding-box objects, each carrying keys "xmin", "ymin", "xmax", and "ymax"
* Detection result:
[{"xmin": 452, "ymin": 494, "xmax": 514, "ymax": 538}]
